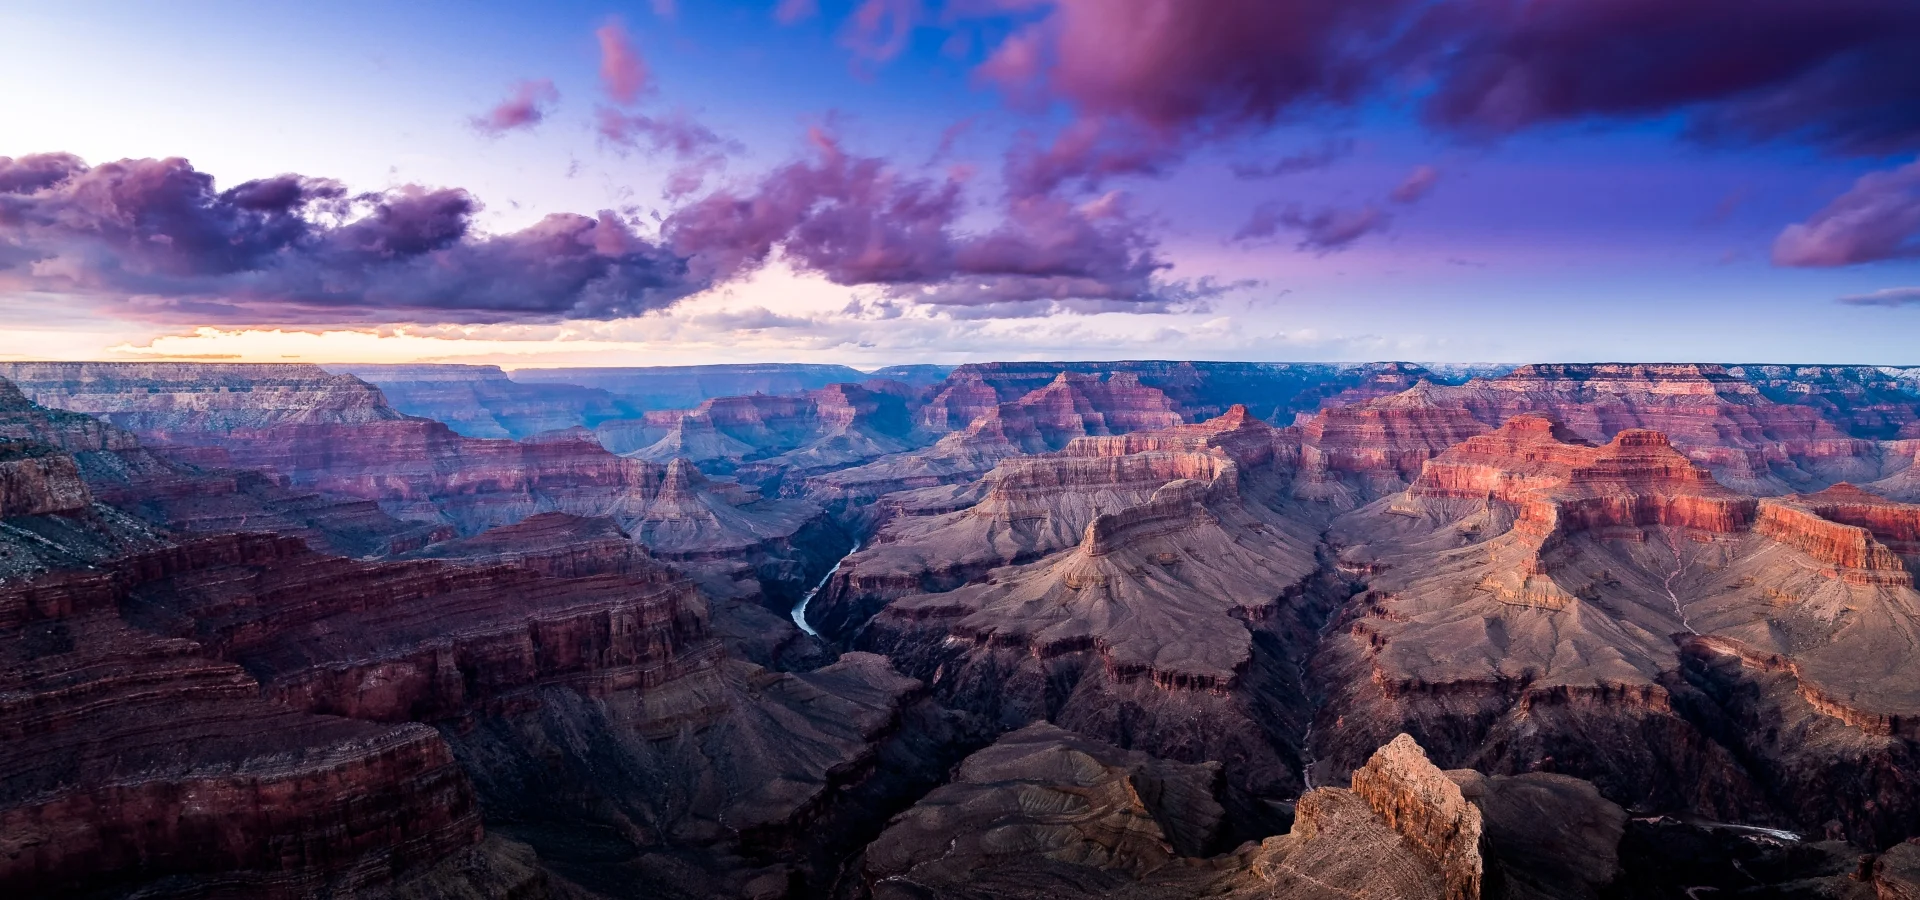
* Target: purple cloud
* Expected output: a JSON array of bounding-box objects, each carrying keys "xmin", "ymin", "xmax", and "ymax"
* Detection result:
[
  {"xmin": 1236, "ymin": 201, "xmax": 1388, "ymax": 253},
  {"xmin": 1773, "ymin": 158, "xmax": 1920, "ymax": 267},
  {"xmin": 0, "ymin": 154, "xmax": 702, "ymax": 324},
  {"xmin": 1837, "ymin": 287, "xmax": 1920, "ymax": 306},
  {"xmin": 1230, "ymin": 137, "xmax": 1356, "ymax": 179},
  {"xmin": 597, "ymin": 107, "xmax": 732, "ymax": 158},
  {"xmin": 471, "ymin": 79, "xmax": 560, "ymax": 135},
  {"xmin": 597, "ymin": 19, "xmax": 652, "ymax": 106},
  {"xmin": 661, "ymin": 129, "xmax": 1205, "ymax": 315},
  {"xmin": 965, "ymin": 0, "xmax": 1920, "ymax": 171},
  {"xmin": 1415, "ymin": 0, "xmax": 1920, "ymax": 154},
  {"xmin": 841, "ymin": 0, "xmax": 926, "ymax": 64},
  {"xmin": 1389, "ymin": 164, "xmax": 1439, "ymax": 203}
]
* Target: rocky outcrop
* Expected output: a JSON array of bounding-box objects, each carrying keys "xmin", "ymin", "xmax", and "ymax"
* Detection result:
[
  {"xmin": 1349, "ymin": 735, "xmax": 1483, "ymax": 900},
  {"xmin": 0, "ymin": 441, "xmax": 90, "ymax": 517},
  {"xmin": 1755, "ymin": 498, "xmax": 1912, "ymax": 586},
  {"xmin": 331, "ymin": 363, "xmax": 635, "ymax": 439},
  {"xmin": 1291, "ymin": 383, "xmax": 1493, "ymax": 507},
  {"xmin": 862, "ymin": 722, "xmax": 1225, "ymax": 895}
]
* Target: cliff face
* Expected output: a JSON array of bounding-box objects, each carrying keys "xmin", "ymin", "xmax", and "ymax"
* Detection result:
[
  {"xmin": 1324, "ymin": 414, "xmax": 1920, "ymax": 844},
  {"xmin": 923, "ymin": 360, "xmax": 1446, "ymax": 426},
  {"xmin": 1726, "ymin": 364, "xmax": 1920, "ymax": 440},
  {"xmin": 1305, "ymin": 363, "xmax": 1906, "ymax": 498},
  {"xmin": 0, "ymin": 502, "xmax": 922, "ymax": 896},
  {"xmin": 632, "ymin": 383, "xmax": 925, "ymax": 493},
  {"xmin": 860, "ymin": 456, "xmax": 1333, "ymax": 807},
  {"xmin": 810, "ymin": 442, "xmax": 1243, "ymax": 639},
  {"xmin": 1, "ymin": 374, "xmax": 443, "ymax": 557},
  {"xmin": 1, "ymin": 363, "xmax": 847, "ymax": 600},
  {"xmin": 0, "ymin": 441, "xmax": 90, "ymax": 517},
  {"xmin": 0, "ymin": 362, "xmax": 403, "ymax": 433},
  {"xmin": 1291, "ymin": 384, "xmax": 1493, "ymax": 507},
  {"xmin": 805, "ymin": 371, "xmax": 1193, "ymax": 524},
  {"xmin": 331, "ymin": 363, "xmax": 635, "ymax": 439},
  {"xmin": 0, "ymin": 542, "xmax": 490, "ymax": 896}
]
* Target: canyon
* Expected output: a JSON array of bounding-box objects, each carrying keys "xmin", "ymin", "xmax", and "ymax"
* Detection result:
[{"xmin": 3, "ymin": 359, "xmax": 1919, "ymax": 898}]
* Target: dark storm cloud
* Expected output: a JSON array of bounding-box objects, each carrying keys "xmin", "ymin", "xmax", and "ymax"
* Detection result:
[
  {"xmin": 0, "ymin": 154, "xmax": 703, "ymax": 324},
  {"xmin": 1413, "ymin": 0, "xmax": 1920, "ymax": 155},
  {"xmin": 964, "ymin": 0, "xmax": 1920, "ymax": 179}
]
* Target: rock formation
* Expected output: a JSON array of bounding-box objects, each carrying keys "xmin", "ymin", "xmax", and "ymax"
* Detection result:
[
  {"xmin": 804, "ymin": 371, "xmax": 1190, "ymax": 526},
  {"xmin": 1293, "ymin": 363, "xmax": 1912, "ymax": 500},
  {"xmin": 0, "ymin": 373, "xmax": 442, "ymax": 558},
  {"xmin": 331, "ymin": 363, "xmax": 635, "ymax": 439},
  {"xmin": 810, "ymin": 406, "xmax": 1282, "ymax": 639},
  {"xmin": 0, "ymin": 501, "xmax": 933, "ymax": 897},
  {"xmin": 1322, "ymin": 415, "xmax": 1920, "ymax": 844},
  {"xmin": 865, "ymin": 729, "xmax": 1506, "ymax": 900},
  {"xmin": 631, "ymin": 383, "xmax": 925, "ymax": 492},
  {"xmin": 0, "ymin": 364, "xmax": 849, "ymax": 601},
  {"xmin": 14, "ymin": 358, "xmax": 1920, "ymax": 898},
  {"xmin": 860, "ymin": 457, "xmax": 1332, "ymax": 813}
]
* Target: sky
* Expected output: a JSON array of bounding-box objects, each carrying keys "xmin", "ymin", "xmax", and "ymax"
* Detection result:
[{"xmin": 2, "ymin": 0, "xmax": 1918, "ymax": 367}]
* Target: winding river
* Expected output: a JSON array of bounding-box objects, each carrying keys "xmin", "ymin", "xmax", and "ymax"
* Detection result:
[{"xmin": 791, "ymin": 540, "xmax": 863, "ymax": 637}]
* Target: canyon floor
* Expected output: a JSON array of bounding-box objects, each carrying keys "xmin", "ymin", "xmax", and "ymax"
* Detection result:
[{"xmin": 4, "ymin": 359, "xmax": 1920, "ymax": 899}]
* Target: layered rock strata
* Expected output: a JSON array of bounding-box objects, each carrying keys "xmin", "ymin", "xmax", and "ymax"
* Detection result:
[
  {"xmin": 0, "ymin": 540, "xmax": 493, "ymax": 896},
  {"xmin": 811, "ymin": 406, "xmax": 1280, "ymax": 639},
  {"xmin": 861, "ymin": 462, "xmax": 1331, "ymax": 808},
  {"xmin": 864, "ymin": 729, "xmax": 1495, "ymax": 900},
  {"xmin": 1321, "ymin": 416, "xmax": 1920, "ymax": 844},
  {"xmin": 0, "ymin": 364, "xmax": 847, "ymax": 599},
  {"xmin": 331, "ymin": 363, "xmax": 634, "ymax": 439}
]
